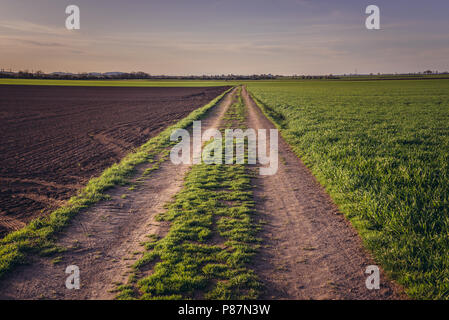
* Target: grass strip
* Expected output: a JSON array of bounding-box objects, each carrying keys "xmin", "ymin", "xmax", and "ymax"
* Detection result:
[
  {"xmin": 115, "ymin": 87, "xmax": 262, "ymax": 300},
  {"xmin": 0, "ymin": 87, "xmax": 233, "ymax": 280}
]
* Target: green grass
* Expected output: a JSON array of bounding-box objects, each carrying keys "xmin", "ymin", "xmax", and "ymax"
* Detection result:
[
  {"xmin": 247, "ymin": 79, "xmax": 449, "ymax": 299},
  {"xmin": 115, "ymin": 87, "xmax": 262, "ymax": 300},
  {"xmin": 0, "ymin": 87, "xmax": 233, "ymax": 280}
]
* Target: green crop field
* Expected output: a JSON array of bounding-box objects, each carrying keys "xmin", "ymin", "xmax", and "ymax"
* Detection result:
[{"xmin": 246, "ymin": 79, "xmax": 449, "ymax": 299}]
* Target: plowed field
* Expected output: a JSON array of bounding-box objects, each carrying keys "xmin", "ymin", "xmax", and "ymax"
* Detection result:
[{"xmin": 0, "ymin": 85, "xmax": 229, "ymax": 237}]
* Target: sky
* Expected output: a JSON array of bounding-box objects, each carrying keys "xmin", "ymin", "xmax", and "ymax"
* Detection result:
[{"xmin": 0, "ymin": 0, "xmax": 448, "ymax": 75}]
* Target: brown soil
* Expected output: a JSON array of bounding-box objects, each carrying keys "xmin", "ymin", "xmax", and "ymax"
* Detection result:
[
  {"xmin": 0, "ymin": 88, "xmax": 237, "ymax": 300},
  {"xmin": 0, "ymin": 85, "xmax": 229, "ymax": 237},
  {"xmin": 242, "ymin": 87, "xmax": 405, "ymax": 300}
]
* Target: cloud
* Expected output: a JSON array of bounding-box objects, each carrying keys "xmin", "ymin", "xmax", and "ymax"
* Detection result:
[
  {"xmin": 12, "ymin": 38, "xmax": 65, "ymax": 47},
  {"xmin": 0, "ymin": 20, "xmax": 67, "ymax": 36}
]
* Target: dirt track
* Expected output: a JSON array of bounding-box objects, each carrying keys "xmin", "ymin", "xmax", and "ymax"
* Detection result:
[
  {"xmin": 0, "ymin": 85, "xmax": 229, "ymax": 237},
  {"xmin": 0, "ymin": 88, "xmax": 236, "ymax": 300}
]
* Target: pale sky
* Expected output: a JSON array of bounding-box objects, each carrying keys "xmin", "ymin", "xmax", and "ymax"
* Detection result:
[{"xmin": 0, "ymin": 0, "xmax": 448, "ymax": 75}]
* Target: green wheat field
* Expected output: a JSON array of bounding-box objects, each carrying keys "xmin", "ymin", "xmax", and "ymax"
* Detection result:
[{"xmin": 246, "ymin": 79, "xmax": 449, "ymax": 299}]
